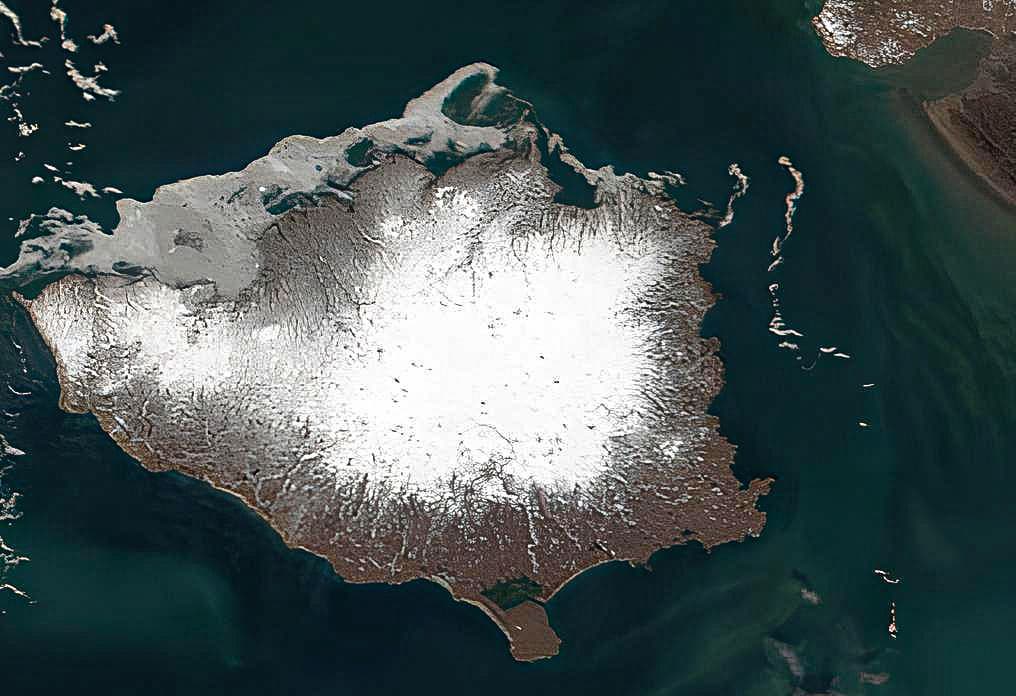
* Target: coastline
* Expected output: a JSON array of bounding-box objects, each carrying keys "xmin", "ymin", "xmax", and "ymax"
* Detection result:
[
  {"xmin": 906, "ymin": 95, "xmax": 1016, "ymax": 210},
  {"xmin": 926, "ymin": 95, "xmax": 1011, "ymax": 210},
  {"xmin": 922, "ymin": 96, "xmax": 1016, "ymax": 209},
  {"xmin": 14, "ymin": 261, "xmax": 769, "ymax": 662},
  {"xmin": 808, "ymin": 3, "xmax": 1016, "ymax": 212},
  {"xmin": 5, "ymin": 307, "xmax": 555, "ymax": 659},
  {"xmin": 7, "ymin": 64, "xmax": 771, "ymax": 662}
]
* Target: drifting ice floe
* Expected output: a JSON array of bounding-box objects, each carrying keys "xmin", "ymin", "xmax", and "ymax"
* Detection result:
[
  {"xmin": 87, "ymin": 23, "xmax": 119, "ymax": 45},
  {"xmin": 7, "ymin": 63, "xmax": 44, "ymax": 75},
  {"xmin": 875, "ymin": 568, "xmax": 901, "ymax": 585},
  {"xmin": 64, "ymin": 59, "xmax": 120, "ymax": 101},
  {"xmin": 54, "ymin": 177, "xmax": 98, "ymax": 198},
  {"xmin": 767, "ymin": 155, "xmax": 855, "ymax": 370},
  {"xmin": 767, "ymin": 157, "xmax": 808, "ymax": 352},
  {"xmin": 0, "ymin": 457, "xmax": 30, "ymax": 608},
  {"xmin": 2, "ymin": 2, "xmax": 125, "ymax": 207},
  {"xmin": 0, "ymin": 1, "xmax": 43, "ymax": 47},
  {"xmin": 718, "ymin": 163, "xmax": 749, "ymax": 228},
  {"xmin": 50, "ymin": 0, "xmax": 73, "ymax": 51}
]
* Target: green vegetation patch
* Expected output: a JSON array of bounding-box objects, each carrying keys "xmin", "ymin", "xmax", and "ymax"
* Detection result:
[{"xmin": 481, "ymin": 577, "xmax": 544, "ymax": 610}]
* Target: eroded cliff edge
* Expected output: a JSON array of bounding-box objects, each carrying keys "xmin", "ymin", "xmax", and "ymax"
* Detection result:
[
  {"xmin": 5, "ymin": 64, "xmax": 771, "ymax": 661},
  {"xmin": 812, "ymin": 0, "xmax": 1016, "ymax": 205}
]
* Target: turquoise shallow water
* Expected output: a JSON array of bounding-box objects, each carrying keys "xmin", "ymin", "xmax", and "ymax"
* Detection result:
[{"xmin": 1, "ymin": 1, "xmax": 1014, "ymax": 693}]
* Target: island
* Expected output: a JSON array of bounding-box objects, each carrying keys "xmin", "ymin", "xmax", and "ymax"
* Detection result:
[
  {"xmin": 1, "ymin": 64, "xmax": 771, "ymax": 660},
  {"xmin": 812, "ymin": 0, "xmax": 1016, "ymax": 205}
]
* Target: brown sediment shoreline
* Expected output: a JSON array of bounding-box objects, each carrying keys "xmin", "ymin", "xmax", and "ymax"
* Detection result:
[
  {"xmin": 923, "ymin": 96, "xmax": 1016, "ymax": 208},
  {"xmin": 920, "ymin": 33, "xmax": 1016, "ymax": 209}
]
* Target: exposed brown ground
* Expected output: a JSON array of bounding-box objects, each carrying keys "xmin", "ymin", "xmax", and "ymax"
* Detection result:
[
  {"xmin": 813, "ymin": 1, "xmax": 1016, "ymax": 207},
  {"xmin": 923, "ymin": 35, "xmax": 1016, "ymax": 206}
]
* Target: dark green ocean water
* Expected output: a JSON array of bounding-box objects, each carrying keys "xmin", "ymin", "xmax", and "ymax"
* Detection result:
[{"xmin": 1, "ymin": 1, "xmax": 1014, "ymax": 693}]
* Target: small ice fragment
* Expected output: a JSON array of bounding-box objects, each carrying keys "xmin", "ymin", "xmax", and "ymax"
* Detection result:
[
  {"xmin": 7, "ymin": 63, "xmax": 44, "ymax": 75},
  {"xmin": 875, "ymin": 569, "xmax": 901, "ymax": 584},
  {"xmin": 87, "ymin": 23, "xmax": 120, "ymax": 45}
]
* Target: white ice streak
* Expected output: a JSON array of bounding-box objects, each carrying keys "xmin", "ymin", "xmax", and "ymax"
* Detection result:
[
  {"xmin": 647, "ymin": 170, "xmax": 687, "ymax": 187},
  {"xmin": 0, "ymin": 460, "xmax": 29, "ymax": 607},
  {"xmin": 875, "ymin": 568, "xmax": 902, "ymax": 584},
  {"xmin": 1, "ymin": 1, "xmax": 122, "ymax": 141},
  {"xmin": 767, "ymin": 156, "xmax": 855, "ymax": 366},
  {"xmin": 53, "ymin": 177, "xmax": 98, "ymax": 198},
  {"xmin": 7, "ymin": 63, "xmax": 44, "ymax": 75},
  {"xmin": 65, "ymin": 59, "xmax": 120, "ymax": 100},
  {"xmin": 2, "ymin": 72, "xmax": 40, "ymax": 137},
  {"xmin": 767, "ymin": 282, "xmax": 804, "ymax": 339},
  {"xmin": 775, "ymin": 155, "xmax": 804, "ymax": 254},
  {"xmin": 0, "ymin": 1, "xmax": 43, "ymax": 47},
  {"xmin": 14, "ymin": 114, "xmax": 38, "ymax": 137},
  {"xmin": 87, "ymin": 23, "xmax": 119, "ymax": 45},
  {"xmin": 718, "ymin": 163, "xmax": 749, "ymax": 228},
  {"xmin": 0, "ymin": 583, "xmax": 31, "ymax": 600},
  {"xmin": 0, "ymin": 436, "xmax": 23, "ymax": 458},
  {"xmin": 50, "ymin": 0, "xmax": 72, "ymax": 51},
  {"xmin": 767, "ymin": 156, "xmax": 808, "ymax": 353},
  {"xmin": 46, "ymin": 175, "xmax": 120, "ymax": 198},
  {"xmin": 51, "ymin": 1, "xmax": 119, "ymax": 51}
]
